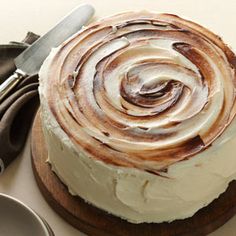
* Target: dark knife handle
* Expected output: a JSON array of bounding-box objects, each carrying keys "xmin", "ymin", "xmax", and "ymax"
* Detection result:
[{"xmin": 0, "ymin": 69, "xmax": 27, "ymax": 103}]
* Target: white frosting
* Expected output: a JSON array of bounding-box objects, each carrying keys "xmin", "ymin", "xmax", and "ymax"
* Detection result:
[
  {"xmin": 39, "ymin": 46, "xmax": 236, "ymax": 223},
  {"xmin": 38, "ymin": 12, "xmax": 236, "ymax": 224}
]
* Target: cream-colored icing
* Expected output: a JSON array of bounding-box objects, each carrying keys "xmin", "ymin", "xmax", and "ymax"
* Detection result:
[
  {"xmin": 39, "ymin": 44, "xmax": 236, "ymax": 223},
  {"xmin": 39, "ymin": 11, "xmax": 236, "ymax": 223}
]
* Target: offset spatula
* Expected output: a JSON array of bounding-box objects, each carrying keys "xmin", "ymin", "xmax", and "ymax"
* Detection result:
[{"xmin": 0, "ymin": 4, "xmax": 94, "ymax": 103}]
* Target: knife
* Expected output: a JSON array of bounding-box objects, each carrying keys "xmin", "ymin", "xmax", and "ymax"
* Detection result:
[{"xmin": 0, "ymin": 4, "xmax": 94, "ymax": 103}]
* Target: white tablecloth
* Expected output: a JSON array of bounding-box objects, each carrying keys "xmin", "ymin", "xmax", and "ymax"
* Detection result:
[{"xmin": 0, "ymin": 0, "xmax": 236, "ymax": 235}]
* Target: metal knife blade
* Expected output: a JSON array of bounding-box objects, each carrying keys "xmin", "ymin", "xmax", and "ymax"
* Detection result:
[
  {"xmin": 15, "ymin": 4, "xmax": 94, "ymax": 75},
  {"xmin": 0, "ymin": 4, "xmax": 94, "ymax": 103}
]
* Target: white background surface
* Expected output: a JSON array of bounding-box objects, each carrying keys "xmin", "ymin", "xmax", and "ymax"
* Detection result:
[{"xmin": 0, "ymin": 0, "xmax": 236, "ymax": 235}]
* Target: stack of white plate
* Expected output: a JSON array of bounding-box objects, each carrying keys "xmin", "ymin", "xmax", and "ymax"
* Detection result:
[{"xmin": 0, "ymin": 194, "xmax": 54, "ymax": 236}]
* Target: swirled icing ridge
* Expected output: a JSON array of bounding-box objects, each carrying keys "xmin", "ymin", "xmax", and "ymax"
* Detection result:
[{"xmin": 44, "ymin": 12, "xmax": 236, "ymax": 175}]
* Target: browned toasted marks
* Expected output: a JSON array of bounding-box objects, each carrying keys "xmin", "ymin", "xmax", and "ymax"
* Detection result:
[{"xmin": 45, "ymin": 12, "xmax": 236, "ymax": 174}]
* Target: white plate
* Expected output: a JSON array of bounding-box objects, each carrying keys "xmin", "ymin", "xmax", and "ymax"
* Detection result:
[{"xmin": 0, "ymin": 194, "xmax": 54, "ymax": 236}]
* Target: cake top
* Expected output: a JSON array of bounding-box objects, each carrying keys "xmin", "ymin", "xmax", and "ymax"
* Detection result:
[{"xmin": 42, "ymin": 11, "xmax": 236, "ymax": 175}]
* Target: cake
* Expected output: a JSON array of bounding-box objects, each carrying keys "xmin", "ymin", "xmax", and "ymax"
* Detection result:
[{"xmin": 38, "ymin": 11, "xmax": 236, "ymax": 224}]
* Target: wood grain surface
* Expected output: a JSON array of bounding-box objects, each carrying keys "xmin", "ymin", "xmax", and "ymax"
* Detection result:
[{"xmin": 31, "ymin": 111, "xmax": 236, "ymax": 236}]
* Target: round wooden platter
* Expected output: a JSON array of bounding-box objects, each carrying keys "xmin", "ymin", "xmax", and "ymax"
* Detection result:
[{"xmin": 31, "ymin": 111, "xmax": 236, "ymax": 236}]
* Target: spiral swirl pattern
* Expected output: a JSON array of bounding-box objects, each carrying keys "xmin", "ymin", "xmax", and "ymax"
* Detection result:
[{"xmin": 44, "ymin": 12, "xmax": 236, "ymax": 174}]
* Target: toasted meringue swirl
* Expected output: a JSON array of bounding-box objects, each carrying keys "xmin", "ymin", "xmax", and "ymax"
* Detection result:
[{"xmin": 44, "ymin": 12, "xmax": 236, "ymax": 174}]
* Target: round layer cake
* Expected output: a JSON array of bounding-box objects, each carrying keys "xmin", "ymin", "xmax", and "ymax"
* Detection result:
[{"xmin": 39, "ymin": 11, "xmax": 236, "ymax": 223}]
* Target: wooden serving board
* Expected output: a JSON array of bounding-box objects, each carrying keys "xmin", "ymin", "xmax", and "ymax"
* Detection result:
[{"xmin": 31, "ymin": 111, "xmax": 236, "ymax": 236}]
